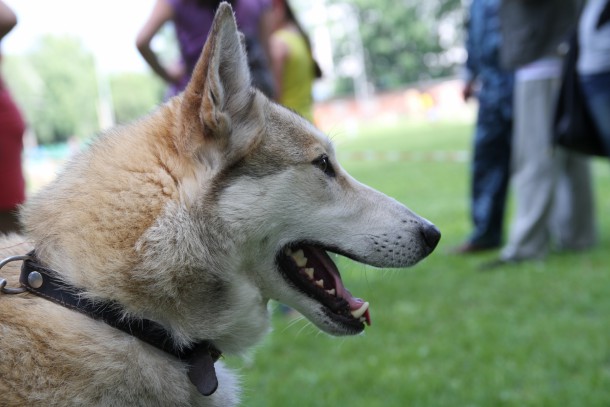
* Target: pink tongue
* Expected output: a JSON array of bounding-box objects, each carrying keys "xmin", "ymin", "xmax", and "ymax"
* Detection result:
[
  {"xmin": 346, "ymin": 295, "xmax": 365, "ymax": 310},
  {"xmin": 306, "ymin": 247, "xmax": 372, "ymax": 326}
]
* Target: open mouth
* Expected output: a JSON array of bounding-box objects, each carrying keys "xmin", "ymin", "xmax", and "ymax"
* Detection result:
[{"xmin": 276, "ymin": 243, "xmax": 371, "ymax": 333}]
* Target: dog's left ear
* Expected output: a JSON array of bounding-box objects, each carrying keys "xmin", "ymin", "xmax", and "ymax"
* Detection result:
[{"xmin": 177, "ymin": 2, "xmax": 252, "ymax": 160}]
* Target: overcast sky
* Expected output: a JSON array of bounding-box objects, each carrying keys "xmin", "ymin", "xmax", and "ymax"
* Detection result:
[{"xmin": 3, "ymin": 0, "xmax": 156, "ymax": 73}]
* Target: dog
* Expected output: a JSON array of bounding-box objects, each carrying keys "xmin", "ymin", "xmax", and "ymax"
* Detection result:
[{"xmin": 0, "ymin": 3, "xmax": 440, "ymax": 406}]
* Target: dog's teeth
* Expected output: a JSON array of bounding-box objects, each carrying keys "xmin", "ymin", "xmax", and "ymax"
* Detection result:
[
  {"xmin": 326, "ymin": 288, "xmax": 336, "ymax": 296},
  {"xmin": 292, "ymin": 249, "xmax": 307, "ymax": 267},
  {"xmin": 359, "ymin": 317, "xmax": 366, "ymax": 323},
  {"xmin": 303, "ymin": 268, "xmax": 314, "ymax": 279},
  {"xmin": 350, "ymin": 302, "xmax": 370, "ymax": 319},
  {"xmin": 315, "ymin": 279, "xmax": 325, "ymax": 288}
]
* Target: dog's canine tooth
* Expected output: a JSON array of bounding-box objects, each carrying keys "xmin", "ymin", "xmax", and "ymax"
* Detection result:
[
  {"xmin": 303, "ymin": 268, "xmax": 314, "ymax": 279},
  {"xmin": 326, "ymin": 289, "xmax": 336, "ymax": 296},
  {"xmin": 315, "ymin": 279, "xmax": 324, "ymax": 288},
  {"xmin": 292, "ymin": 249, "xmax": 307, "ymax": 267},
  {"xmin": 350, "ymin": 302, "xmax": 370, "ymax": 319}
]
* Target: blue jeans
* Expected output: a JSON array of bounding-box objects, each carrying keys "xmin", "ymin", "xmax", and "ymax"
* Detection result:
[
  {"xmin": 469, "ymin": 103, "xmax": 512, "ymax": 247},
  {"xmin": 580, "ymin": 71, "xmax": 610, "ymax": 157}
]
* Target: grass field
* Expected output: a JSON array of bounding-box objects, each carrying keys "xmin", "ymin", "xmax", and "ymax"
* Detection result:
[{"xmin": 224, "ymin": 119, "xmax": 610, "ymax": 406}]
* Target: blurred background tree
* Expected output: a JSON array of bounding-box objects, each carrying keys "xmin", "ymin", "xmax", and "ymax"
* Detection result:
[
  {"xmin": 109, "ymin": 72, "xmax": 164, "ymax": 125},
  {"xmin": 5, "ymin": 36, "xmax": 98, "ymax": 144},
  {"xmin": 323, "ymin": 0, "xmax": 464, "ymax": 93},
  {"xmin": 4, "ymin": 35, "xmax": 163, "ymax": 145},
  {"xmin": 362, "ymin": 0, "xmax": 463, "ymax": 87}
]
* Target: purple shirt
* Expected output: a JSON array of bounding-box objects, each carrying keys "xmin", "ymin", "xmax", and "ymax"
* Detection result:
[{"xmin": 167, "ymin": 0, "xmax": 271, "ymax": 96}]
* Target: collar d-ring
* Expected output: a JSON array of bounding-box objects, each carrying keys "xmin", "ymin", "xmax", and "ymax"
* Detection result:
[{"xmin": 0, "ymin": 255, "xmax": 31, "ymax": 294}]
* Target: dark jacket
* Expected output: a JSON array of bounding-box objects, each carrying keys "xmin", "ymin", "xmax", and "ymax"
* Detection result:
[
  {"xmin": 466, "ymin": 0, "xmax": 514, "ymax": 119},
  {"xmin": 499, "ymin": 0, "xmax": 584, "ymax": 69}
]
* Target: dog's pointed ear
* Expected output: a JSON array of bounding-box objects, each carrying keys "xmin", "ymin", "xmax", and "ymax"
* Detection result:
[{"xmin": 176, "ymin": 2, "xmax": 252, "ymax": 159}]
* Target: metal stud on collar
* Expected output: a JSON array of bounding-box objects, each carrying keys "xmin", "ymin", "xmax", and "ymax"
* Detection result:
[{"xmin": 27, "ymin": 271, "xmax": 44, "ymax": 289}]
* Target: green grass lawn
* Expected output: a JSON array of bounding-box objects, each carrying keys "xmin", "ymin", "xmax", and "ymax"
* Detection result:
[{"xmin": 226, "ymin": 120, "xmax": 610, "ymax": 406}]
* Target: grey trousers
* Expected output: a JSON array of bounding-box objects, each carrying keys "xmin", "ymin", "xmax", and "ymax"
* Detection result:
[{"xmin": 501, "ymin": 76, "xmax": 597, "ymax": 261}]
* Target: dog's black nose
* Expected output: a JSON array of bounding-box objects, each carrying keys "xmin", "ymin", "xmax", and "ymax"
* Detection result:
[{"xmin": 421, "ymin": 223, "xmax": 441, "ymax": 251}]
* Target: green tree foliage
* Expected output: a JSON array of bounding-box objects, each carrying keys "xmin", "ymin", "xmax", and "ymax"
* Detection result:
[
  {"xmin": 3, "ymin": 35, "xmax": 165, "ymax": 145},
  {"xmin": 329, "ymin": 0, "xmax": 464, "ymax": 91},
  {"xmin": 109, "ymin": 72, "xmax": 165, "ymax": 125},
  {"xmin": 4, "ymin": 36, "xmax": 97, "ymax": 144},
  {"xmin": 26, "ymin": 35, "xmax": 97, "ymax": 144},
  {"xmin": 2, "ymin": 54, "xmax": 38, "ymax": 120}
]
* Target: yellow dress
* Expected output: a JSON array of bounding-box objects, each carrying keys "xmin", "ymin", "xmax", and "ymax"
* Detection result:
[{"xmin": 274, "ymin": 28, "xmax": 315, "ymax": 122}]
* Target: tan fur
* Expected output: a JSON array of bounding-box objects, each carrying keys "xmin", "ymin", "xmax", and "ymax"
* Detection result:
[{"xmin": 0, "ymin": 4, "xmax": 438, "ymax": 406}]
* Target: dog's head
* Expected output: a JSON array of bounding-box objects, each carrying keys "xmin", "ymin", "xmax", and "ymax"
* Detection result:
[
  {"xmin": 174, "ymin": 3, "xmax": 440, "ymax": 336},
  {"xmin": 22, "ymin": 3, "xmax": 439, "ymax": 345}
]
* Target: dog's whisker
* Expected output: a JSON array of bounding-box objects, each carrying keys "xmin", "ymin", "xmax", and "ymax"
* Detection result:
[
  {"xmin": 294, "ymin": 318, "xmax": 317, "ymax": 337},
  {"xmin": 283, "ymin": 314, "xmax": 307, "ymax": 332}
]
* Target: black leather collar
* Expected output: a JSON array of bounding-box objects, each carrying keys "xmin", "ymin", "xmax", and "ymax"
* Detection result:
[{"xmin": 19, "ymin": 251, "xmax": 221, "ymax": 396}]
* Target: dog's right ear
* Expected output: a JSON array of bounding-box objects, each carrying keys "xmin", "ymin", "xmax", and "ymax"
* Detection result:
[{"xmin": 176, "ymin": 2, "xmax": 253, "ymax": 161}]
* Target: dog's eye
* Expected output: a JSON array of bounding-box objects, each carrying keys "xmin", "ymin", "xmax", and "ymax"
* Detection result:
[{"xmin": 312, "ymin": 154, "xmax": 335, "ymax": 177}]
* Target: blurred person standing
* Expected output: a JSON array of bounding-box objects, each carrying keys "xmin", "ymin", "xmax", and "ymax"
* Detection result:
[
  {"xmin": 269, "ymin": 0, "xmax": 321, "ymax": 123},
  {"xmin": 137, "ymin": 0, "xmax": 275, "ymax": 99},
  {"xmin": 0, "ymin": 0, "xmax": 26, "ymax": 234},
  {"xmin": 578, "ymin": 0, "xmax": 610, "ymax": 156},
  {"xmin": 453, "ymin": 0, "xmax": 514, "ymax": 254},
  {"xmin": 491, "ymin": 0, "xmax": 596, "ymax": 266}
]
